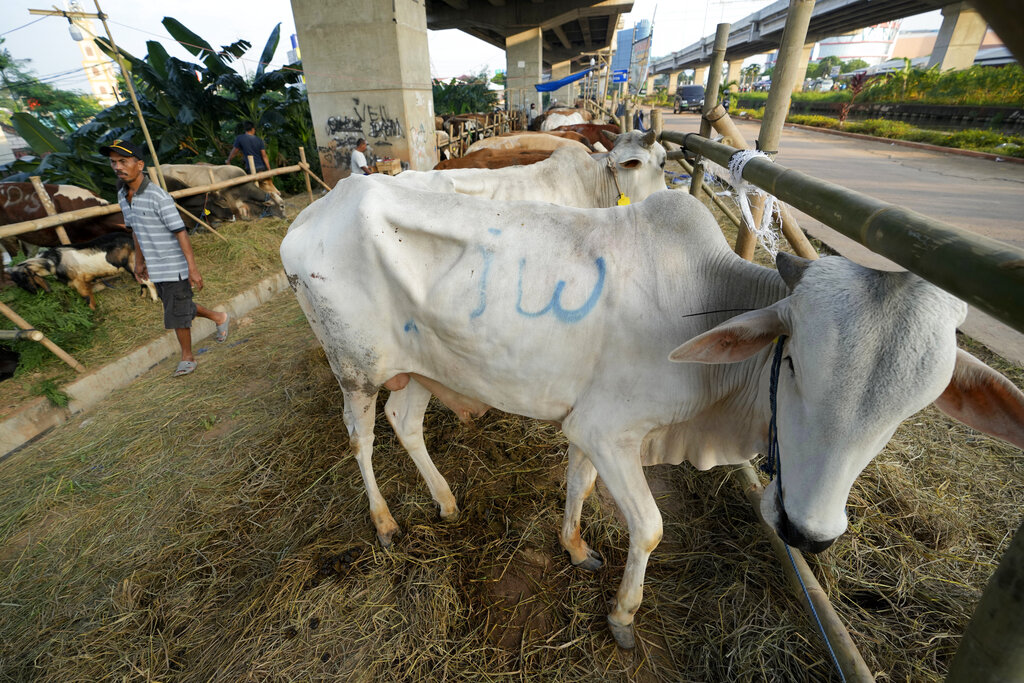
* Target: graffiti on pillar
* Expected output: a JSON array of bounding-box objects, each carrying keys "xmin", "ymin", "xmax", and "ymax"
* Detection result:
[{"xmin": 320, "ymin": 97, "xmax": 406, "ymax": 174}]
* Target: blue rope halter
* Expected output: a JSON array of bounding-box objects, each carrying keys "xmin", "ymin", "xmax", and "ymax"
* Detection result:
[{"xmin": 761, "ymin": 335, "xmax": 847, "ymax": 683}]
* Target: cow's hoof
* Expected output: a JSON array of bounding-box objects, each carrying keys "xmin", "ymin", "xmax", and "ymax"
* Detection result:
[
  {"xmin": 570, "ymin": 548, "xmax": 604, "ymax": 572},
  {"xmin": 607, "ymin": 617, "xmax": 636, "ymax": 650},
  {"xmin": 376, "ymin": 526, "xmax": 400, "ymax": 548}
]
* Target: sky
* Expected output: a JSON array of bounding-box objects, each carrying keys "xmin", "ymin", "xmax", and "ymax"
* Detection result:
[{"xmin": 1, "ymin": 0, "xmax": 943, "ymax": 95}]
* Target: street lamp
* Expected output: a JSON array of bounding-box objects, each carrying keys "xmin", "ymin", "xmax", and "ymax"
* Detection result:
[{"xmin": 28, "ymin": 0, "xmax": 167, "ymax": 189}]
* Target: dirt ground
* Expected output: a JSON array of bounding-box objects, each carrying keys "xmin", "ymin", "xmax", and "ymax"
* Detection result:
[{"xmin": 1, "ymin": 279, "xmax": 1021, "ymax": 681}]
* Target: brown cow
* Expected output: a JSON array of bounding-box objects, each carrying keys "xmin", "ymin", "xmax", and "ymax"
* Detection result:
[
  {"xmin": 555, "ymin": 123, "xmax": 622, "ymax": 149},
  {"xmin": 0, "ymin": 182, "xmax": 126, "ymax": 256},
  {"xmin": 433, "ymin": 148, "xmax": 555, "ymax": 170},
  {"xmin": 465, "ymin": 131, "xmax": 593, "ymax": 155}
]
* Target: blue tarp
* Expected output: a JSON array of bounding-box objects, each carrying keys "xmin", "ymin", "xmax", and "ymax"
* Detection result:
[{"xmin": 534, "ymin": 67, "xmax": 592, "ymax": 92}]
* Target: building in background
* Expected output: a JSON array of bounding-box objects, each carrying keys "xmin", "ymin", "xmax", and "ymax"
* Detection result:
[
  {"xmin": 816, "ymin": 21, "xmax": 902, "ymax": 66},
  {"xmin": 66, "ymin": 0, "xmax": 120, "ymax": 107}
]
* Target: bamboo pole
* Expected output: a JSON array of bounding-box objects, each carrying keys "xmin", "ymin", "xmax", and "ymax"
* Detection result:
[
  {"xmin": 690, "ymin": 23, "xmax": 730, "ymax": 199},
  {"xmin": 946, "ymin": 519, "xmax": 1024, "ymax": 682},
  {"xmin": 93, "ymin": 0, "xmax": 166, "ymax": 191},
  {"xmin": 0, "ymin": 164, "xmax": 302, "ymax": 239},
  {"xmin": 674, "ymin": 156, "xmax": 743, "ymax": 229},
  {"xmin": 247, "ymin": 155, "xmax": 257, "ymax": 175},
  {"xmin": 661, "ymin": 131, "xmax": 1024, "ymax": 333},
  {"xmin": 735, "ymin": 465, "xmax": 874, "ymax": 682},
  {"xmin": 701, "ymin": 103, "xmax": 818, "ymax": 260},
  {"xmin": 757, "ymin": 0, "xmax": 817, "ymax": 156},
  {"xmin": 0, "ymin": 329, "xmax": 44, "ymax": 342},
  {"xmin": 175, "ymin": 203, "xmax": 229, "ymax": 243},
  {"xmin": 298, "ymin": 147, "xmax": 314, "ymax": 204},
  {"xmin": 30, "ymin": 176, "xmax": 71, "ymax": 245},
  {"xmin": 298, "ymin": 162, "xmax": 332, "ymax": 192},
  {"xmin": 0, "ymin": 300, "xmax": 85, "ymax": 373}
]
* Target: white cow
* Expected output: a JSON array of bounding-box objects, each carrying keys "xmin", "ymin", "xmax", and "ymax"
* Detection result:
[
  {"xmin": 280, "ymin": 183, "xmax": 1024, "ymax": 649},
  {"xmin": 541, "ymin": 112, "xmax": 586, "ymax": 131},
  {"xmin": 394, "ymin": 129, "xmax": 666, "ymax": 207},
  {"xmin": 464, "ymin": 132, "xmax": 591, "ymax": 155}
]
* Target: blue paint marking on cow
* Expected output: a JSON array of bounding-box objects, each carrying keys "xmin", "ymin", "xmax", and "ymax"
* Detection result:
[
  {"xmin": 470, "ymin": 247, "xmax": 494, "ymax": 319},
  {"xmin": 516, "ymin": 257, "xmax": 606, "ymax": 323},
  {"xmin": 404, "ymin": 319, "xmax": 419, "ymax": 334},
  {"xmin": 488, "ymin": 228, "xmax": 502, "ymax": 236}
]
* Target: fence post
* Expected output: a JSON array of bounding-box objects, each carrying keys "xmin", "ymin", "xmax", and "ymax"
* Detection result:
[
  {"xmin": 757, "ymin": 0, "xmax": 817, "ymax": 155},
  {"xmin": 29, "ymin": 176, "xmax": 70, "ymax": 245},
  {"xmin": 298, "ymin": 147, "xmax": 314, "ymax": 204},
  {"xmin": 690, "ymin": 23, "xmax": 730, "ymax": 199},
  {"xmin": 946, "ymin": 519, "xmax": 1024, "ymax": 682}
]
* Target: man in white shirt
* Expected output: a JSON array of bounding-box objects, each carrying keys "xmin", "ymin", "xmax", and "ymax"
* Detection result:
[{"xmin": 350, "ymin": 139, "xmax": 372, "ymax": 176}]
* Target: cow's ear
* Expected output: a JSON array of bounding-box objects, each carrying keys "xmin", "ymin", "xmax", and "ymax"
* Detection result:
[
  {"xmin": 934, "ymin": 349, "xmax": 1024, "ymax": 449},
  {"xmin": 670, "ymin": 307, "xmax": 787, "ymax": 364}
]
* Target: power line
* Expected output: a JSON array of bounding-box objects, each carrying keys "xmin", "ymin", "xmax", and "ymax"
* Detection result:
[{"xmin": 0, "ymin": 17, "xmax": 47, "ymax": 37}]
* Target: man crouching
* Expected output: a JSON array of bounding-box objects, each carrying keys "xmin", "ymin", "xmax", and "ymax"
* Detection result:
[{"xmin": 101, "ymin": 139, "xmax": 229, "ymax": 377}]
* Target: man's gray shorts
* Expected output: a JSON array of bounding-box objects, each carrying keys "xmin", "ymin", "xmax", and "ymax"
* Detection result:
[{"xmin": 155, "ymin": 279, "xmax": 197, "ymax": 329}]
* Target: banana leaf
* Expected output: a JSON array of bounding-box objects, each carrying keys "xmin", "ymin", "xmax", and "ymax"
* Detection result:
[{"xmin": 10, "ymin": 113, "xmax": 68, "ymax": 154}]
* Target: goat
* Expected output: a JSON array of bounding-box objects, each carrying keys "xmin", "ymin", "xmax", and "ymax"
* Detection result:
[{"xmin": 9, "ymin": 232, "xmax": 157, "ymax": 309}]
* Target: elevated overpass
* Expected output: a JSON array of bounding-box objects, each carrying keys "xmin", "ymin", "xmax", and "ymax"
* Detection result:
[
  {"xmin": 426, "ymin": 0, "xmax": 631, "ymax": 67},
  {"xmin": 651, "ymin": 0, "xmax": 945, "ymax": 73}
]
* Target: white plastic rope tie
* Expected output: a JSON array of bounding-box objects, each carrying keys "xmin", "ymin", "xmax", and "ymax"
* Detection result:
[{"xmin": 728, "ymin": 150, "xmax": 781, "ymax": 258}]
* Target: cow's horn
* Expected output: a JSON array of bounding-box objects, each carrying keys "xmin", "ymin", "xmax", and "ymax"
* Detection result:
[
  {"xmin": 600, "ymin": 129, "xmax": 620, "ymax": 146},
  {"xmin": 641, "ymin": 129, "xmax": 656, "ymax": 147},
  {"xmin": 776, "ymin": 252, "xmax": 812, "ymax": 290}
]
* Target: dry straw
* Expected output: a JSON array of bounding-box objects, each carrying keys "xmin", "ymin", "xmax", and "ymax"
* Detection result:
[{"xmin": 0, "ymin": 190, "xmax": 1020, "ymax": 681}]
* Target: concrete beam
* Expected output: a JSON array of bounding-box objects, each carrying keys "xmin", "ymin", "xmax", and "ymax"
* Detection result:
[
  {"xmin": 428, "ymin": 0, "xmax": 606, "ymax": 33},
  {"xmin": 927, "ymin": 2, "xmax": 988, "ymax": 71},
  {"xmin": 506, "ymin": 27, "xmax": 543, "ymax": 113},
  {"xmin": 549, "ymin": 60, "xmax": 574, "ymax": 106},
  {"xmin": 666, "ymin": 70, "xmax": 681, "ymax": 96},
  {"xmin": 579, "ymin": 15, "xmax": 592, "ymax": 48},
  {"xmin": 792, "ymin": 43, "xmax": 814, "ymax": 93},
  {"xmin": 552, "ymin": 24, "xmax": 571, "ymax": 49},
  {"xmin": 293, "ymin": 0, "xmax": 437, "ymax": 184},
  {"xmin": 726, "ymin": 59, "xmax": 744, "ymax": 92}
]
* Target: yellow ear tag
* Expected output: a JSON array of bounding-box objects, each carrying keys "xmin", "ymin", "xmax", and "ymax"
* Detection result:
[{"xmin": 617, "ymin": 194, "xmax": 631, "ymax": 206}]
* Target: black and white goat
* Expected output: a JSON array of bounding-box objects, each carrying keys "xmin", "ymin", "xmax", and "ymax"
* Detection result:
[{"xmin": 8, "ymin": 232, "xmax": 157, "ymax": 309}]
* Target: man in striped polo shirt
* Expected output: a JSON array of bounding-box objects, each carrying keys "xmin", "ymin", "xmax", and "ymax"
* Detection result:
[{"xmin": 101, "ymin": 139, "xmax": 229, "ymax": 377}]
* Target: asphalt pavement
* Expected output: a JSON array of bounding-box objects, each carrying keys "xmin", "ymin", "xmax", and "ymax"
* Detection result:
[{"xmin": 661, "ymin": 111, "xmax": 1024, "ymax": 365}]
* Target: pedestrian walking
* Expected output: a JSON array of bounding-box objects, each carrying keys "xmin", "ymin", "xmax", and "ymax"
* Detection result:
[{"xmin": 101, "ymin": 139, "xmax": 229, "ymax": 377}]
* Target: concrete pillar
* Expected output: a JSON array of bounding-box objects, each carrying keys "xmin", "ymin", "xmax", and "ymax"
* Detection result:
[
  {"xmin": 726, "ymin": 59, "xmax": 744, "ymax": 92},
  {"xmin": 644, "ymin": 74, "xmax": 656, "ymax": 95},
  {"xmin": 692, "ymin": 66, "xmax": 707, "ymax": 87},
  {"xmin": 506, "ymin": 28, "xmax": 543, "ymax": 114},
  {"xmin": 550, "ymin": 60, "xmax": 573, "ymax": 108},
  {"xmin": 927, "ymin": 2, "xmax": 988, "ymax": 71},
  {"xmin": 291, "ymin": 0, "xmax": 437, "ymax": 185},
  {"xmin": 666, "ymin": 70, "xmax": 682, "ymax": 96},
  {"xmin": 792, "ymin": 43, "xmax": 815, "ymax": 92}
]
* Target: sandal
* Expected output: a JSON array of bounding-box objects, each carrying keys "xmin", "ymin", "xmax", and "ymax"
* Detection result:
[
  {"xmin": 174, "ymin": 360, "xmax": 197, "ymax": 377},
  {"xmin": 215, "ymin": 313, "xmax": 230, "ymax": 343}
]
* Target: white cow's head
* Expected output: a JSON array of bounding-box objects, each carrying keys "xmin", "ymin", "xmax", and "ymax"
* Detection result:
[
  {"xmin": 603, "ymin": 130, "xmax": 667, "ymax": 201},
  {"xmin": 670, "ymin": 253, "xmax": 1024, "ymax": 553}
]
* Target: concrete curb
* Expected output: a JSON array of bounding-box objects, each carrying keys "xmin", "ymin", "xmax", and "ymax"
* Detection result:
[{"xmin": 1, "ymin": 271, "xmax": 289, "ymax": 459}]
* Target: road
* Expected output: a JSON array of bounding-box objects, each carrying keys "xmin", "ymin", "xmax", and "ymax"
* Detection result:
[{"xmin": 662, "ymin": 112, "xmax": 1024, "ymax": 365}]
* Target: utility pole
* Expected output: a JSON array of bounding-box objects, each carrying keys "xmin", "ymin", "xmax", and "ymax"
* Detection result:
[{"xmin": 28, "ymin": 0, "xmax": 167, "ymax": 189}]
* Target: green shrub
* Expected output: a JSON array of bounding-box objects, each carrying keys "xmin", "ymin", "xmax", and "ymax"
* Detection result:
[
  {"xmin": 844, "ymin": 118, "xmax": 917, "ymax": 138},
  {"xmin": 788, "ymin": 115, "xmax": 841, "ymax": 129},
  {"xmin": 0, "ymin": 282, "xmax": 95, "ymax": 376}
]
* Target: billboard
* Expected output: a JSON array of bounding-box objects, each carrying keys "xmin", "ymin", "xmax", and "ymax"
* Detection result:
[{"xmin": 628, "ymin": 34, "xmax": 652, "ymax": 95}]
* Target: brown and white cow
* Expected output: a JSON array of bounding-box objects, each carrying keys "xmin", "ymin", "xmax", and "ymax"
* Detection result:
[
  {"xmin": 555, "ymin": 124, "xmax": 623, "ymax": 150},
  {"xmin": 0, "ymin": 182, "xmax": 126, "ymax": 256},
  {"xmin": 159, "ymin": 165, "xmax": 285, "ymax": 220}
]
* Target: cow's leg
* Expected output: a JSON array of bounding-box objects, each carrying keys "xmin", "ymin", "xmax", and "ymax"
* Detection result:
[
  {"xmin": 343, "ymin": 388, "xmax": 400, "ymax": 546},
  {"xmin": 586, "ymin": 448, "xmax": 662, "ymax": 650},
  {"xmin": 385, "ymin": 379, "xmax": 458, "ymax": 521},
  {"xmin": 559, "ymin": 444, "xmax": 603, "ymax": 571}
]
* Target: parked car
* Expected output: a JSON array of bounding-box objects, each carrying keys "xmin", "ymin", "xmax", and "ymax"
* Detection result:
[{"xmin": 672, "ymin": 85, "xmax": 705, "ymax": 113}]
